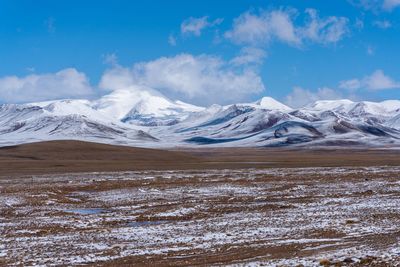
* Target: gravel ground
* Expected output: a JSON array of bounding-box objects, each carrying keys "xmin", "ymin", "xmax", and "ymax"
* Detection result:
[{"xmin": 1, "ymin": 167, "xmax": 400, "ymax": 266}]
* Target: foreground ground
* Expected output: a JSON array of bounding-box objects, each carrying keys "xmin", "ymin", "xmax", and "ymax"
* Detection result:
[{"xmin": 1, "ymin": 141, "xmax": 400, "ymax": 266}]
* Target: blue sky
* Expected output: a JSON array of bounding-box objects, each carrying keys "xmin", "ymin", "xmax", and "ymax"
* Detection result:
[{"xmin": 0, "ymin": 0, "xmax": 399, "ymax": 106}]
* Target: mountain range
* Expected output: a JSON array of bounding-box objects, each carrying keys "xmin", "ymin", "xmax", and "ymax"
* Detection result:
[{"xmin": 1, "ymin": 85, "xmax": 400, "ymax": 148}]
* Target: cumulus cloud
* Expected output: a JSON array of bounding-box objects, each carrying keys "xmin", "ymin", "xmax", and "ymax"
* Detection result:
[
  {"xmin": 364, "ymin": 70, "xmax": 400, "ymax": 90},
  {"xmin": 0, "ymin": 68, "xmax": 94, "ymax": 103},
  {"xmin": 339, "ymin": 70, "xmax": 400, "ymax": 91},
  {"xmin": 301, "ymin": 9, "xmax": 349, "ymax": 44},
  {"xmin": 383, "ymin": 0, "xmax": 400, "ymax": 10},
  {"xmin": 99, "ymin": 54, "xmax": 265, "ymax": 105},
  {"xmin": 225, "ymin": 8, "xmax": 349, "ymax": 47},
  {"xmin": 181, "ymin": 16, "xmax": 223, "ymax": 36},
  {"xmin": 287, "ymin": 70, "xmax": 400, "ymax": 108},
  {"xmin": 230, "ymin": 47, "xmax": 267, "ymax": 66},
  {"xmin": 285, "ymin": 86, "xmax": 343, "ymax": 108},
  {"xmin": 225, "ymin": 9, "xmax": 300, "ymax": 46}
]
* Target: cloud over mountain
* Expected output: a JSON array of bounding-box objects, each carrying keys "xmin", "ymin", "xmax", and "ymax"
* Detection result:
[
  {"xmin": 0, "ymin": 68, "xmax": 93, "ymax": 103},
  {"xmin": 99, "ymin": 53, "xmax": 265, "ymax": 105},
  {"xmin": 340, "ymin": 70, "xmax": 400, "ymax": 91}
]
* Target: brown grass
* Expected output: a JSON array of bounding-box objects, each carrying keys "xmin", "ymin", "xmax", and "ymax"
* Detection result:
[{"xmin": 1, "ymin": 140, "xmax": 400, "ymax": 177}]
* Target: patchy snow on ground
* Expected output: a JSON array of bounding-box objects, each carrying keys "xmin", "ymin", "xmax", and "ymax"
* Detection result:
[{"xmin": 1, "ymin": 167, "xmax": 400, "ymax": 266}]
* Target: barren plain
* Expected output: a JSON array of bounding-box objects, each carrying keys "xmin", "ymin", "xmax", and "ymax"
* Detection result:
[{"xmin": 1, "ymin": 141, "xmax": 400, "ymax": 266}]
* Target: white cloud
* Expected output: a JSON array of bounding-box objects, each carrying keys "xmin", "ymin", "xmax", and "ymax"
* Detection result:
[
  {"xmin": 99, "ymin": 54, "xmax": 265, "ymax": 105},
  {"xmin": 339, "ymin": 79, "xmax": 362, "ymax": 90},
  {"xmin": 339, "ymin": 70, "xmax": 400, "ymax": 91},
  {"xmin": 301, "ymin": 9, "xmax": 349, "ymax": 44},
  {"xmin": 364, "ymin": 70, "xmax": 400, "ymax": 90},
  {"xmin": 181, "ymin": 16, "xmax": 223, "ymax": 36},
  {"xmin": 225, "ymin": 8, "xmax": 349, "ymax": 47},
  {"xmin": 0, "ymin": 68, "xmax": 94, "ymax": 103},
  {"xmin": 168, "ymin": 34, "xmax": 177, "ymax": 46},
  {"xmin": 103, "ymin": 53, "xmax": 118, "ymax": 66},
  {"xmin": 267, "ymin": 10, "xmax": 300, "ymax": 45},
  {"xmin": 230, "ymin": 47, "xmax": 267, "ymax": 66},
  {"xmin": 285, "ymin": 86, "xmax": 343, "ymax": 108},
  {"xmin": 225, "ymin": 9, "xmax": 300, "ymax": 46},
  {"xmin": 373, "ymin": 19, "xmax": 392, "ymax": 28},
  {"xmin": 383, "ymin": 0, "xmax": 400, "ymax": 10}
]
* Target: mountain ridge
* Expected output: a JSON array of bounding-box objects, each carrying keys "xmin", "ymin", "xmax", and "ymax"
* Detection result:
[{"xmin": 1, "ymin": 87, "xmax": 400, "ymax": 148}]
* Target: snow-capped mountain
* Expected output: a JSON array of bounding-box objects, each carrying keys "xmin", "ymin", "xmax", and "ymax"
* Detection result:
[
  {"xmin": 0, "ymin": 98, "xmax": 157, "ymax": 147},
  {"xmin": 92, "ymin": 86, "xmax": 203, "ymax": 126},
  {"xmin": 1, "ymin": 87, "xmax": 400, "ymax": 148},
  {"xmin": 252, "ymin": 97, "xmax": 293, "ymax": 112}
]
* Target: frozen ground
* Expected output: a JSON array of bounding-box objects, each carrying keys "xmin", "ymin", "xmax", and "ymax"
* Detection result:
[{"xmin": 1, "ymin": 167, "xmax": 400, "ymax": 266}]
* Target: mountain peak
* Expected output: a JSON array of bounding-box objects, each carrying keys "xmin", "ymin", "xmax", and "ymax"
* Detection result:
[
  {"xmin": 308, "ymin": 99, "xmax": 354, "ymax": 111},
  {"xmin": 255, "ymin": 97, "xmax": 292, "ymax": 111}
]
